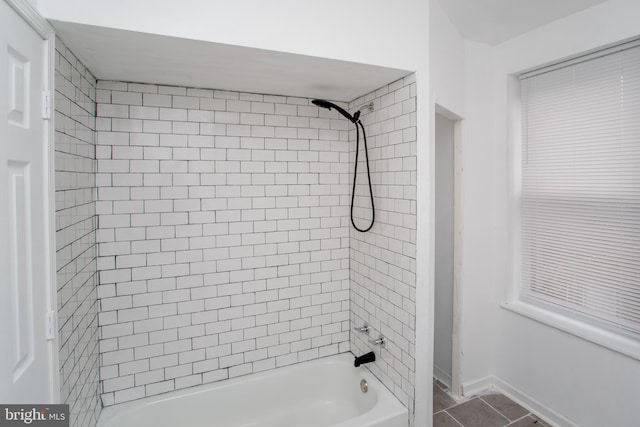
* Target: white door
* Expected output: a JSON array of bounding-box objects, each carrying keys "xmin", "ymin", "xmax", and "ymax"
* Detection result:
[{"xmin": 0, "ymin": 0, "xmax": 55, "ymax": 403}]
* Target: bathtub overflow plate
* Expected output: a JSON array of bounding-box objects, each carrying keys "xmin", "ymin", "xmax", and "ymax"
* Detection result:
[{"xmin": 360, "ymin": 379, "xmax": 368, "ymax": 393}]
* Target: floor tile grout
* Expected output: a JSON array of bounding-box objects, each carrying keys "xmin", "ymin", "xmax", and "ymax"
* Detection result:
[
  {"xmin": 478, "ymin": 395, "xmax": 519, "ymax": 424},
  {"xmin": 505, "ymin": 414, "xmax": 533, "ymax": 426},
  {"xmin": 433, "ymin": 378, "xmax": 548, "ymax": 427},
  {"xmin": 444, "ymin": 409, "xmax": 465, "ymax": 427}
]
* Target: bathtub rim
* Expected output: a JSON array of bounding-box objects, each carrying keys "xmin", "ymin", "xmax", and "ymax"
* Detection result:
[{"xmin": 97, "ymin": 352, "xmax": 408, "ymax": 427}]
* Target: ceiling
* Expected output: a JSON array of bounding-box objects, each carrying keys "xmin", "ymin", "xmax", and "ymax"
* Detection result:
[
  {"xmin": 51, "ymin": 21, "xmax": 410, "ymax": 102},
  {"xmin": 437, "ymin": 0, "xmax": 607, "ymax": 45},
  {"xmin": 51, "ymin": 1, "xmax": 607, "ymax": 97}
]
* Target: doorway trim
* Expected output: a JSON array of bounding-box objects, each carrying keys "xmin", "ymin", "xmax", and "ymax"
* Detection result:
[
  {"xmin": 434, "ymin": 104, "xmax": 463, "ymax": 396},
  {"xmin": 4, "ymin": 0, "xmax": 58, "ymax": 402}
]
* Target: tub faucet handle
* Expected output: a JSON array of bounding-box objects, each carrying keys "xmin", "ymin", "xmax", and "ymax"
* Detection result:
[
  {"xmin": 368, "ymin": 334, "xmax": 386, "ymax": 348},
  {"xmin": 354, "ymin": 323, "xmax": 370, "ymax": 335}
]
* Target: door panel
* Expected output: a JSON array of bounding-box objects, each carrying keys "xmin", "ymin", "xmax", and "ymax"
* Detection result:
[
  {"xmin": 7, "ymin": 45, "xmax": 30, "ymax": 128},
  {"xmin": 8, "ymin": 162, "xmax": 34, "ymax": 382}
]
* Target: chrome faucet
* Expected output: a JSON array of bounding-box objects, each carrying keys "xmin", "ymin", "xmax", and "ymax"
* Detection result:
[
  {"xmin": 368, "ymin": 334, "xmax": 386, "ymax": 348},
  {"xmin": 353, "ymin": 322, "xmax": 370, "ymax": 335}
]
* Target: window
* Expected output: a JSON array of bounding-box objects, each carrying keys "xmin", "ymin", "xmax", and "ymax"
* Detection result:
[{"xmin": 519, "ymin": 41, "xmax": 640, "ymax": 338}]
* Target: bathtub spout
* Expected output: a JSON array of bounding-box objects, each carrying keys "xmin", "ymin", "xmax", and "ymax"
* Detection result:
[{"xmin": 354, "ymin": 352, "xmax": 376, "ymax": 367}]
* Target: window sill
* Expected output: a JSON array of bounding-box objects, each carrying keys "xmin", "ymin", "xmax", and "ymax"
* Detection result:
[{"xmin": 500, "ymin": 300, "xmax": 640, "ymax": 362}]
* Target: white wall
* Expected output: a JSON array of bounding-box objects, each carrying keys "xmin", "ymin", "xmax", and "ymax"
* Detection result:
[
  {"xmin": 430, "ymin": 0, "xmax": 466, "ymax": 117},
  {"xmin": 456, "ymin": 40, "xmax": 499, "ymax": 393},
  {"xmin": 462, "ymin": 0, "xmax": 640, "ymax": 425},
  {"xmin": 430, "ymin": 0, "xmax": 499, "ymax": 399},
  {"xmin": 37, "ymin": 0, "xmax": 427, "ymax": 73}
]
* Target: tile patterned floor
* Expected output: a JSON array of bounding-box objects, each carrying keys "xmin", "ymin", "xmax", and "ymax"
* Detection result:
[{"xmin": 433, "ymin": 380, "xmax": 551, "ymax": 427}]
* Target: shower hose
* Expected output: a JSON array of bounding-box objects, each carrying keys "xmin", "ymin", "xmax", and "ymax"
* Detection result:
[{"xmin": 351, "ymin": 120, "xmax": 375, "ymax": 232}]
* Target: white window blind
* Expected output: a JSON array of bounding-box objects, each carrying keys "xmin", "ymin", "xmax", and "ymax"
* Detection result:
[{"xmin": 520, "ymin": 41, "xmax": 640, "ymax": 337}]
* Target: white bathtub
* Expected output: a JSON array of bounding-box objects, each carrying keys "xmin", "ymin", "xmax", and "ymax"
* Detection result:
[{"xmin": 97, "ymin": 353, "xmax": 408, "ymax": 427}]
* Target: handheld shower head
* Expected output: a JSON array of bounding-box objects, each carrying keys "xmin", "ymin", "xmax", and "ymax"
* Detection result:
[
  {"xmin": 312, "ymin": 99, "xmax": 357, "ymax": 123},
  {"xmin": 311, "ymin": 99, "xmax": 375, "ymax": 232},
  {"xmin": 311, "ymin": 99, "xmax": 334, "ymax": 110}
]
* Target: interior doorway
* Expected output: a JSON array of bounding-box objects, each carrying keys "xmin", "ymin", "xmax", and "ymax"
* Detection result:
[{"xmin": 433, "ymin": 108, "xmax": 461, "ymax": 395}]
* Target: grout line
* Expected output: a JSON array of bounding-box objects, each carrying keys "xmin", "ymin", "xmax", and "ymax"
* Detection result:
[
  {"xmin": 443, "ymin": 410, "xmax": 465, "ymax": 427},
  {"xmin": 478, "ymin": 395, "xmax": 520, "ymax": 424},
  {"xmin": 440, "ymin": 403, "xmax": 458, "ymax": 412},
  {"xmin": 505, "ymin": 414, "xmax": 533, "ymax": 426}
]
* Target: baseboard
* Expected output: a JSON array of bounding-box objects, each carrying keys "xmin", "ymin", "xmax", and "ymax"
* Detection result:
[
  {"xmin": 433, "ymin": 364, "xmax": 452, "ymax": 389},
  {"xmin": 492, "ymin": 376, "xmax": 577, "ymax": 427},
  {"xmin": 460, "ymin": 375, "xmax": 493, "ymax": 397},
  {"xmin": 460, "ymin": 375, "xmax": 577, "ymax": 427}
]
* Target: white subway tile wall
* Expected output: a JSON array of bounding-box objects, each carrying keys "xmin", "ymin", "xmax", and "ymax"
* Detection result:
[
  {"xmin": 95, "ymin": 82, "xmax": 352, "ymax": 405},
  {"xmin": 349, "ymin": 75, "xmax": 417, "ymax": 425},
  {"xmin": 55, "ymin": 37, "xmax": 101, "ymax": 427}
]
